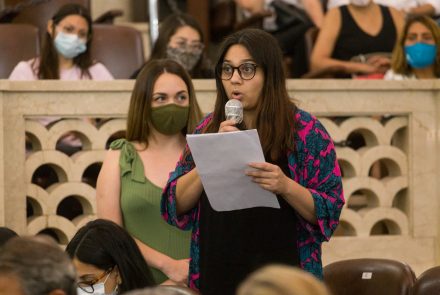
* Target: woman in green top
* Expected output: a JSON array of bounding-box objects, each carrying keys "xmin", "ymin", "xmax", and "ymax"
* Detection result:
[{"xmin": 96, "ymin": 59, "xmax": 203, "ymax": 285}]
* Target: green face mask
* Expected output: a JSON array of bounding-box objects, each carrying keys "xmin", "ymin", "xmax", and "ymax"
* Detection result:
[{"xmin": 150, "ymin": 104, "xmax": 189, "ymax": 135}]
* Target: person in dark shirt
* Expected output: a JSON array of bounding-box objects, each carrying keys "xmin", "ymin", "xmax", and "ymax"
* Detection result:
[{"xmin": 310, "ymin": 0, "xmax": 404, "ymax": 78}]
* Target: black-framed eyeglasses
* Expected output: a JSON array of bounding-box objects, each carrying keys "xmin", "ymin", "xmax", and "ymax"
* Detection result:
[
  {"xmin": 218, "ymin": 63, "xmax": 259, "ymax": 80},
  {"xmin": 77, "ymin": 267, "xmax": 113, "ymax": 294}
]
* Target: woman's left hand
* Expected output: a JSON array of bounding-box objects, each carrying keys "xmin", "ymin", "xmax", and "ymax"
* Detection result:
[{"xmin": 246, "ymin": 162, "xmax": 289, "ymax": 195}]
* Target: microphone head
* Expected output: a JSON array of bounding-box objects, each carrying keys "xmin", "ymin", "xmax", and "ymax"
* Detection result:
[{"xmin": 225, "ymin": 99, "xmax": 243, "ymax": 124}]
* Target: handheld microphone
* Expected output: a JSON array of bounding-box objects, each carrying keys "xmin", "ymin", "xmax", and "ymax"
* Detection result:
[{"xmin": 225, "ymin": 99, "xmax": 243, "ymax": 124}]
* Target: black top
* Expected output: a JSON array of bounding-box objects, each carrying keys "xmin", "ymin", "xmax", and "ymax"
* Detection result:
[
  {"xmin": 332, "ymin": 5, "xmax": 397, "ymax": 61},
  {"xmin": 198, "ymin": 155, "xmax": 299, "ymax": 295}
]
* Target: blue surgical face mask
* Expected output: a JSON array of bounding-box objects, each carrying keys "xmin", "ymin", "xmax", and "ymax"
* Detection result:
[
  {"xmin": 54, "ymin": 31, "xmax": 87, "ymax": 59},
  {"xmin": 404, "ymin": 42, "xmax": 437, "ymax": 69}
]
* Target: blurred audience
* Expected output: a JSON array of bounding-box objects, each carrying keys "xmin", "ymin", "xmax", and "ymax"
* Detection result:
[
  {"xmin": 0, "ymin": 236, "xmax": 76, "ymax": 295},
  {"xmin": 236, "ymin": 264, "xmax": 331, "ymax": 295},
  {"xmin": 0, "ymin": 227, "xmax": 18, "ymax": 248},
  {"xmin": 236, "ymin": 0, "xmax": 324, "ymax": 29},
  {"xmin": 9, "ymin": 3, "xmax": 113, "ymax": 80},
  {"xmin": 235, "ymin": 0, "xmax": 324, "ymax": 77},
  {"xmin": 65, "ymin": 219, "xmax": 155, "ymax": 294},
  {"xmin": 328, "ymin": 0, "xmax": 440, "ymax": 18},
  {"xmin": 132, "ymin": 13, "xmax": 213, "ymax": 79},
  {"xmin": 376, "ymin": 0, "xmax": 440, "ymax": 17},
  {"xmin": 97, "ymin": 59, "xmax": 202, "ymax": 285},
  {"xmin": 310, "ymin": 0, "xmax": 404, "ymax": 78},
  {"xmin": 385, "ymin": 15, "xmax": 440, "ymax": 79}
]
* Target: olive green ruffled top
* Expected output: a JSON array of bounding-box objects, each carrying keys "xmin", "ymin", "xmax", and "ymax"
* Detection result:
[{"xmin": 110, "ymin": 139, "xmax": 191, "ymax": 284}]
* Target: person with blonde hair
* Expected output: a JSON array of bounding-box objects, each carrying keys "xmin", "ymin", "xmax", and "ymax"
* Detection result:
[
  {"xmin": 385, "ymin": 15, "xmax": 440, "ymax": 80},
  {"xmin": 237, "ymin": 264, "xmax": 331, "ymax": 295}
]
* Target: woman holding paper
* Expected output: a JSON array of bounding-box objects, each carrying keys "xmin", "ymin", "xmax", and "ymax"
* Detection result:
[
  {"xmin": 96, "ymin": 59, "xmax": 203, "ymax": 285},
  {"xmin": 161, "ymin": 28, "xmax": 344, "ymax": 294}
]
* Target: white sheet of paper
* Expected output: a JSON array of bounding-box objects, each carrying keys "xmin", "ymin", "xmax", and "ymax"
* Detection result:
[{"xmin": 187, "ymin": 129, "xmax": 279, "ymax": 211}]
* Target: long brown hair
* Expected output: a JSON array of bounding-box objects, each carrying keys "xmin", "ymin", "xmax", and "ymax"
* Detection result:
[
  {"xmin": 390, "ymin": 15, "xmax": 440, "ymax": 77},
  {"xmin": 38, "ymin": 4, "xmax": 93, "ymax": 79},
  {"xmin": 149, "ymin": 13, "xmax": 213, "ymax": 78},
  {"xmin": 206, "ymin": 28, "xmax": 297, "ymax": 160},
  {"xmin": 126, "ymin": 59, "xmax": 203, "ymax": 145}
]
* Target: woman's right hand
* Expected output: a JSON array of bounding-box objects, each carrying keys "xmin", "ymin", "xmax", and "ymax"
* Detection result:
[
  {"xmin": 355, "ymin": 62, "xmax": 380, "ymax": 74},
  {"xmin": 162, "ymin": 258, "xmax": 190, "ymax": 284},
  {"xmin": 219, "ymin": 119, "xmax": 240, "ymax": 133}
]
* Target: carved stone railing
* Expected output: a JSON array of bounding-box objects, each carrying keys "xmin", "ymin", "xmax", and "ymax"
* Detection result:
[{"xmin": 0, "ymin": 79, "xmax": 438, "ymax": 274}]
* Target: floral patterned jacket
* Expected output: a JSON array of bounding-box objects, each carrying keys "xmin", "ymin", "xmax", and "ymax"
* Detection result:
[{"xmin": 161, "ymin": 109, "xmax": 345, "ymax": 290}]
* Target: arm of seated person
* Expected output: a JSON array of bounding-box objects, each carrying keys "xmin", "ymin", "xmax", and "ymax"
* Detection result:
[
  {"xmin": 302, "ymin": 0, "xmax": 324, "ymax": 29},
  {"xmin": 408, "ymin": 3, "xmax": 436, "ymax": 17}
]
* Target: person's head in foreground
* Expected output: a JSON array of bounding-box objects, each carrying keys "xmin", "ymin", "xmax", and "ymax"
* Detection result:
[
  {"xmin": 237, "ymin": 264, "xmax": 331, "ymax": 295},
  {"xmin": 65, "ymin": 219, "xmax": 155, "ymax": 295},
  {"xmin": 0, "ymin": 236, "xmax": 76, "ymax": 295}
]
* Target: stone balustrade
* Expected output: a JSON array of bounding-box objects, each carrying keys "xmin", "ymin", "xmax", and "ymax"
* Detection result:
[{"xmin": 0, "ymin": 79, "xmax": 438, "ymax": 274}]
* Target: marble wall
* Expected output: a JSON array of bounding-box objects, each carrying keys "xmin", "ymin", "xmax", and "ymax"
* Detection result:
[{"xmin": 0, "ymin": 79, "xmax": 438, "ymax": 275}]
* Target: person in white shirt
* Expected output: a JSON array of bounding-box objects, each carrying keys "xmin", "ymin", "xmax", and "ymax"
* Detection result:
[
  {"xmin": 9, "ymin": 3, "xmax": 114, "ymax": 157},
  {"xmin": 9, "ymin": 3, "xmax": 113, "ymax": 80}
]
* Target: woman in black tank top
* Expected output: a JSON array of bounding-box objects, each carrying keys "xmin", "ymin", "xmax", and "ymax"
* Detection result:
[{"xmin": 309, "ymin": 0, "xmax": 404, "ymax": 78}]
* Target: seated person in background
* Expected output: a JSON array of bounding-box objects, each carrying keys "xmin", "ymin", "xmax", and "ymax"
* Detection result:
[
  {"xmin": 236, "ymin": 0, "xmax": 324, "ymax": 28},
  {"xmin": 237, "ymin": 264, "xmax": 331, "ymax": 295},
  {"xmin": 9, "ymin": 3, "xmax": 113, "ymax": 80},
  {"xmin": 132, "ymin": 13, "xmax": 212, "ymax": 79},
  {"xmin": 98, "ymin": 59, "xmax": 203, "ymax": 285},
  {"xmin": 385, "ymin": 15, "xmax": 440, "ymax": 80},
  {"xmin": 328, "ymin": 0, "xmax": 440, "ymax": 18},
  {"xmin": 376, "ymin": 0, "xmax": 440, "ymax": 18},
  {"xmin": 9, "ymin": 4, "xmax": 113, "ymax": 156},
  {"xmin": 235, "ymin": 0, "xmax": 324, "ymax": 77},
  {"xmin": 310, "ymin": 0, "xmax": 404, "ymax": 78},
  {"xmin": 66, "ymin": 219, "xmax": 155, "ymax": 295},
  {"xmin": 0, "ymin": 236, "xmax": 76, "ymax": 295}
]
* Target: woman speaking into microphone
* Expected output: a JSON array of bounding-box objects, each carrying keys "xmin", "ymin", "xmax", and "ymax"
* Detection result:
[{"xmin": 161, "ymin": 28, "xmax": 344, "ymax": 294}]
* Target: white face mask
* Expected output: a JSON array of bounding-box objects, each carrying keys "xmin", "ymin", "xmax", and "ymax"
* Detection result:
[
  {"xmin": 54, "ymin": 31, "xmax": 87, "ymax": 59},
  {"xmin": 350, "ymin": 0, "xmax": 371, "ymax": 6},
  {"xmin": 77, "ymin": 272, "xmax": 118, "ymax": 295}
]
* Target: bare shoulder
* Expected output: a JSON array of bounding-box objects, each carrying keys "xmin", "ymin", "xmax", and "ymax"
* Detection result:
[
  {"xmin": 388, "ymin": 6, "xmax": 405, "ymax": 31},
  {"xmin": 102, "ymin": 148, "xmax": 121, "ymax": 167},
  {"xmin": 320, "ymin": 7, "xmax": 341, "ymax": 35}
]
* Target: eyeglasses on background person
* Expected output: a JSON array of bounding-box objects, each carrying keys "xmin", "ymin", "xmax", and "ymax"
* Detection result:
[{"xmin": 77, "ymin": 266, "xmax": 115, "ymax": 294}]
